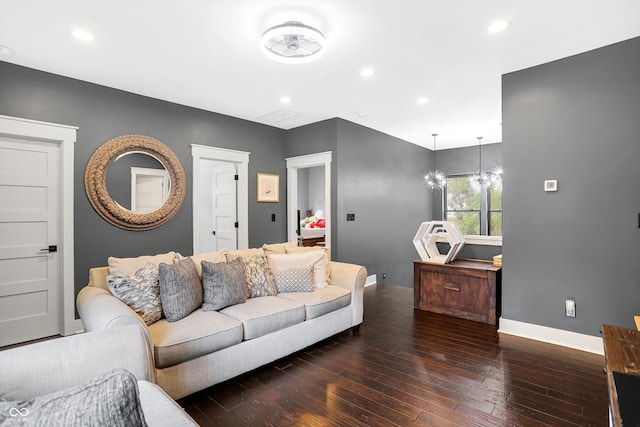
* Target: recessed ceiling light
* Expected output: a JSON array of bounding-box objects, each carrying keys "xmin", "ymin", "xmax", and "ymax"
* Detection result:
[
  {"xmin": 360, "ymin": 68, "xmax": 375, "ymax": 77},
  {"xmin": 488, "ymin": 20, "xmax": 509, "ymax": 33},
  {"xmin": 416, "ymin": 97, "xmax": 429, "ymax": 105},
  {"xmin": 0, "ymin": 45, "xmax": 15, "ymax": 56},
  {"xmin": 72, "ymin": 29, "xmax": 94, "ymax": 41},
  {"xmin": 355, "ymin": 111, "xmax": 368, "ymax": 118},
  {"xmin": 280, "ymin": 96, "xmax": 291, "ymax": 104}
]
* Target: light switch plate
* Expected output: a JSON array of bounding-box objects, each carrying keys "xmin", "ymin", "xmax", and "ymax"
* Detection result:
[{"xmin": 544, "ymin": 180, "xmax": 558, "ymax": 192}]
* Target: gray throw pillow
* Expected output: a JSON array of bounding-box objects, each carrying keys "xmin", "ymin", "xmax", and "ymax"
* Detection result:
[
  {"xmin": 0, "ymin": 369, "xmax": 147, "ymax": 427},
  {"xmin": 159, "ymin": 257, "xmax": 202, "ymax": 322},
  {"xmin": 229, "ymin": 254, "xmax": 278, "ymax": 298},
  {"xmin": 201, "ymin": 258, "xmax": 247, "ymax": 311},
  {"xmin": 274, "ymin": 266, "xmax": 314, "ymax": 293},
  {"xmin": 107, "ymin": 263, "xmax": 162, "ymax": 325}
]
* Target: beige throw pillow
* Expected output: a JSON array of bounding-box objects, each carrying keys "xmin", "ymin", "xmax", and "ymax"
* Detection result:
[
  {"xmin": 262, "ymin": 242, "xmax": 299, "ymax": 256},
  {"xmin": 108, "ymin": 251, "xmax": 176, "ymax": 277},
  {"xmin": 269, "ymin": 251, "xmax": 327, "ymax": 288},
  {"xmin": 189, "ymin": 249, "xmax": 228, "ymax": 278},
  {"xmin": 285, "ymin": 246, "xmax": 331, "ymax": 286}
]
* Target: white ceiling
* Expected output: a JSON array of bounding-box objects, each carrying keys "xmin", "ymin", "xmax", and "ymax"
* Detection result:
[{"xmin": 1, "ymin": 0, "xmax": 639, "ymax": 149}]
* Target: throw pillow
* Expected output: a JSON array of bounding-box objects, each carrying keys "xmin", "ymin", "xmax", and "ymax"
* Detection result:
[
  {"xmin": 262, "ymin": 242, "xmax": 298, "ymax": 256},
  {"xmin": 286, "ymin": 246, "xmax": 331, "ymax": 286},
  {"xmin": 273, "ymin": 266, "xmax": 314, "ymax": 293},
  {"xmin": 158, "ymin": 257, "xmax": 202, "ymax": 322},
  {"xmin": 225, "ymin": 248, "xmax": 264, "ymax": 259},
  {"xmin": 269, "ymin": 251, "xmax": 327, "ymax": 288},
  {"xmin": 228, "ymin": 254, "xmax": 277, "ymax": 298},
  {"xmin": 108, "ymin": 251, "xmax": 176, "ymax": 277},
  {"xmin": 107, "ymin": 263, "xmax": 162, "ymax": 325},
  {"xmin": 0, "ymin": 369, "xmax": 146, "ymax": 427},
  {"xmin": 201, "ymin": 258, "xmax": 247, "ymax": 311},
  {"xmin": 189, "ymin": 249, "xmax": 228, "ymax": 278}
]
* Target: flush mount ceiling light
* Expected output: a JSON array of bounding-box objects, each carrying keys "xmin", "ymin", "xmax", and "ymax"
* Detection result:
[
  {"xmin": 488, "ymin": 20, "xmax": 509, "ymax": 33},
  {"xmin": 72, "ymin": 28, "xmax": 94, "ymax": 41},
  {"xmin": 261, "ymin": 21, "xmax": 326, "ymax": 64}
]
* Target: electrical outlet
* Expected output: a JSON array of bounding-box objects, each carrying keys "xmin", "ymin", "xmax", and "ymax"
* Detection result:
[
  {"xmin": 346, "ymin": 213, "xmax": 355, "ymax": 221},
  {"xmin": 565, "ymin": 299, "xmax": 576, "ymax": 318},
  {"xmin": 382, "ymin": 272, "xmax": 386, "ymax": 279}
]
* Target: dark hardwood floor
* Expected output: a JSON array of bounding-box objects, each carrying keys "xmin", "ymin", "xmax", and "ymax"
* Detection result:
[{"xmin": 179, "ymin": 284, "xmax": 608, "ymax": 426}]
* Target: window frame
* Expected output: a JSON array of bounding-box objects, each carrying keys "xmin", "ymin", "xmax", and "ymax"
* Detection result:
[{"xmin": 442, "ymin": 174, "xmax": 503, "ymax": 243}]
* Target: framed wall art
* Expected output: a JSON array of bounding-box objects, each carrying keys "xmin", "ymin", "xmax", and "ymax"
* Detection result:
[{"xmin": 257, "ymin": 173, "xmax": 279, "ymax": 202}]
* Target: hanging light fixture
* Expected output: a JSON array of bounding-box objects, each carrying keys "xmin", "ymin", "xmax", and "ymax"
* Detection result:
[
  {"xmin": 261, "ymin": 21, "xmax": 326, "ymax": 64},
  {"xmin": 472, "ymin": 136, "xmax": 490, "ymax": 187},
  {"xmin": 424, "ymin": 133, "xmax": 446, "ymax": 191}
]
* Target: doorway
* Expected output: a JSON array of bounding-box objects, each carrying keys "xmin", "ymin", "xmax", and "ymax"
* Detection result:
[
  {"xmin": 286, "ymin": 151, "xmax": 332, "ymax": 249},
  {"xmin": 0, "ymin": 115, "xmax": 77, "ymax": 346},
  {"xmin": 191, "ymin": 145, "xmax": 249, "ymax": 254}
]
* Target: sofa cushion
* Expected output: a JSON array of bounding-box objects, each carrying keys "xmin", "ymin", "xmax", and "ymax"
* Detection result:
[
  {"xmin": 278, "ymin": 285, "xmax": 351, "ymax": 320},
  {"xmin": 159, "ymin": 258, "xmax": 202, "ymax": 322},
  {"xmin": 225, "ymin": 248, "xmax": 264, "ymax": 259},
  {"xmin": 229, "ymin": 254, "xmax": 277, "ymax": 298},
  {"xmin": 220, "ymin": 296, "xmax": 305, "ymax": 340},
  {"xmin": 269, "ymin": 251, "xmax": 326, "ymax": 288},
  {"xmin": 107, "ymin": 263, "xmax": 163, "ymax": 325},
  {"xmin": 273, "ymin": 266, "xmax": 314, "ymax": 293},
  {"xmin": 148, "ymin": 309, "xmax": 243, "ymax": 368},
  {"xmin": 201, "ymin": 258, "xmax": 247, "ymax": 311},
  {"xmin": 262, "ymin": 242, "xmax": 298, "ymax": 255},
  {"xmin": 108, "ymin": 251, "xmax": 176, "ymax": 277},
  {"xmin": 189, "ymin": 249, "xmax": 228, "ymax": 278},
  {"xmin": 0, "ymin": 369, "xmax": 146, "ymax": 427}
]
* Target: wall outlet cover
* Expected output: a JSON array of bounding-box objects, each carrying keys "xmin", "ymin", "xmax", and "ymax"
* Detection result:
[{"xmin": 544, "ymin": 180, "xmax": 558, "ymax": 192}]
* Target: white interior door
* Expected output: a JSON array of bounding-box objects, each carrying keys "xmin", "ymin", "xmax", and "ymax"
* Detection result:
[
  {"xmin": 0, "ymin": 137, "xmax": 61, "ymax": 347},
  {"xmin": 211, "ymin": 163, "xmax": 237, "ymax": 251},
  {"xmin": 131, "ymin": 167, "xmax": 169, "ymax": 213}
]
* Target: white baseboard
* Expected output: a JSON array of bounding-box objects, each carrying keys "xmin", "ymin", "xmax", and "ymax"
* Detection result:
[
  {"xmin": 365, "ymin": 274, "xmax": 376, "ymax": 287},
  {"xmin": 498, "ymin": 317, "xmax": 603, "ymax": 355}
]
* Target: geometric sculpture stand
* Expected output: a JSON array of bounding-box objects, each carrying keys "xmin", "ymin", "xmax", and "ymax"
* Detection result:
[{"xmin": 413, "ymin": 221, "xmax": 466, "ymax": 264}]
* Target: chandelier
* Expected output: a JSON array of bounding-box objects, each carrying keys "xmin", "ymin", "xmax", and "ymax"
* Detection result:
[{"xmin": 424, "ymin": 133, "xmax": 446, "ymax": 191}]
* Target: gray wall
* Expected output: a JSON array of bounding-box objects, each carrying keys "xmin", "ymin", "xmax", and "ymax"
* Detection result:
[
  {"xmin": 0, "ymin": 62, "xmax": 287, "ymax": 300},
  {"xmin": 335, "ymin": 119, "xmax": 432, "ymax": 286},
  {"xmin": 434, "ymin": 143, "xmax": 503, "ymax": 261},
  {"xmin": 502, "ymin": 36, "xmax": 640, "ymax": 335}
]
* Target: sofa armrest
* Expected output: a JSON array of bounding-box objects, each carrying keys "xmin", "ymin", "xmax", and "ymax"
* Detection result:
[
  {"xmin": 0, "ymin": 325, "xmax": 155, "ymax": 401},
  {"xmin": 329, "ymin": 261, "xmax": 367, "ymax": 326},
  {"xmin": 77, "ymin": 285, "xmax": 154, "ymax": 365}
]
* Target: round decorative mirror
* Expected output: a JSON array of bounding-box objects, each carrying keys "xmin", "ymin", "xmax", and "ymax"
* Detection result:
[{"xmin": 84, "ymin": 135, "xmax": 185, "ymax": 231}]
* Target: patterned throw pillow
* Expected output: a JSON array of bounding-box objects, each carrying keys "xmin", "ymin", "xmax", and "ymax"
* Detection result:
[
  {"xmin": 107, "ymin": 263, "xmax": 162, "ymax": 325},
  {"xmin": 269, "ymin": 251, "xmax": 327, "ymax": 288},
  {"xmin": 201, "ymin": 258, "xmax": 247, "ymax": 311},
  {"xmin": 0, "ymin": 369, "xmax": 146, "ymax": 427},
  {"xmin": 273, "ymin": 266, "xmax": 314, "ymax": 293},
  {"xmin": 158, "ymin": 257, "xmax": 203, "ymax": 322},
  {"xmin": 229, "ymin": 254, "xmax": 277, "ymax": 298}
]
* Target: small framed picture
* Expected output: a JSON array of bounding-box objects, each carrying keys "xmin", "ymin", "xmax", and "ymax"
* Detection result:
[{"xmin": 257, "ymin": 173, "xmax": 279, "ymax": 202}]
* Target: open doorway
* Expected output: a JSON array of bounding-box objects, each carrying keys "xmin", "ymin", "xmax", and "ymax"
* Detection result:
[{"xmin": 286, "ymin": 152, "xmax": 332, "ymax": 250}]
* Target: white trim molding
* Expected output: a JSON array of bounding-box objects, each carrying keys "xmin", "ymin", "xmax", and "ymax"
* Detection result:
[
  {"xmin": 0, "ymin": 115, "xmax": 77, "ymax": 337},
  {"xmin": 498, "ymin": 317, "xmax": 604, "ymax": 355},
  {"xmin": 191, "ymin": 145, "xmax": 250, "ymax": 253}
]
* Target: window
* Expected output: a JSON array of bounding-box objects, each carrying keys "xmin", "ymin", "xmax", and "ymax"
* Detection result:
[{"xmin": 444, "ymin": 175, "xmax": 502, "ymax": 236}]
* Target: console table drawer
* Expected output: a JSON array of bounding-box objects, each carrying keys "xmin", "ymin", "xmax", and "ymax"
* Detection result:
[{"xmin": 414, "ymin": 259, "xmax": 501, "ymax": 325}]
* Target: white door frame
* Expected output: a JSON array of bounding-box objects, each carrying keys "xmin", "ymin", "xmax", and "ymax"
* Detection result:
[
  {"xmin": 286, "ymin": 151, "xmax": 332, "ymax": 248},
  {"xmin": 191, "ymin": 145, "xmax": 249, "ymax": 254},
  {"xmin": 0, "ymin": 115, "xmax": 78, "ymax": 335}
]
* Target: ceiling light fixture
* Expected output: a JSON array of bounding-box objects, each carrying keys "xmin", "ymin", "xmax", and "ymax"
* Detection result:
[
  {"xmin": 488, "ymin": 20, "xmax": 509, "ymax": 33},
  {"xmin": 261, "ymin": 21, "xmax": 326, "ymax": 64},
  {"xmin": 416, "ymin": 97, "xmax": 429, "ymax": 105},
  {"xmin": 360, "ymin": 68, "xmax": 375, "ymax": 77},
  {"xmin": 472, "ymin": 136, "xmax": 490, "ymax": 187},
  {"xmin": 424, "ymin": 133, "xmax": 446, "ymax": 191},
  {"xmin": 279, "ymin": 96, "xmax": 291, "ymax": 104},
  {"xmin": 72, "ymin": 28, "xmax": 94, "ymax": 41}
]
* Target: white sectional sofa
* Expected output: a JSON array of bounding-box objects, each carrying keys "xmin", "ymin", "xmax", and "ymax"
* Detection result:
[
  {"xmin": 77, "ymin": 243, "xmax": 367, "ymax": 400},
  {"xmin": 0, "ymin": 325, "xmax": 197, "ymax": 426}
]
